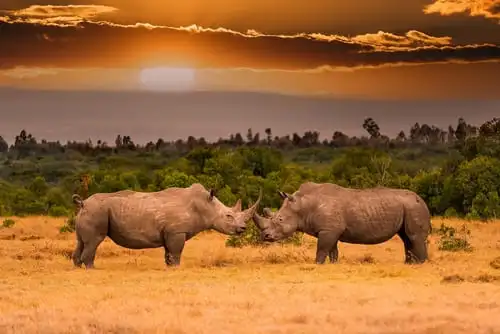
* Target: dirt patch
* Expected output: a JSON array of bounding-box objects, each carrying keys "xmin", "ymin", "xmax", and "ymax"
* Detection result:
[
  {"xmin": 441, "ymin": 274, "xmax": 466, "ymax": 283},
  {"xmin": 441, "ymin": 273, "xmax": 500, "ymax": 284},
  {"xmin": 490, "ymin": 257, "xmax": 500, "ymax": 270}
]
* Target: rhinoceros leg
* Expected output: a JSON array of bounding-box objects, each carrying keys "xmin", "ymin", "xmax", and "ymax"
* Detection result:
[
  {"xmin": 72, "ymin": 232, "xmax": 84, "ymax": 267},
  {"xmin": 407, "ymin": 236, "xmax": 428, "ymax": 264},
  {"xmin": 80, "ymin": 234, "xmax": 106, "ymax": 269},
  {"xmin": 328, "ymin": 241, "xmax": 339, "ymax": 263},
  {"xmin": 397, "ymin": 230, "xmax": 413, "ymax": 263},
  {"xmin": 164, "ymin": 233, "xmax": 186, "ymax": 267},
  {"xmin": 316, "ymin": 231, "xmax": 341, "ymax": 264},
  {"xmin": 397, "ymin": 229, "xmax": 427, "ymax": 264}
]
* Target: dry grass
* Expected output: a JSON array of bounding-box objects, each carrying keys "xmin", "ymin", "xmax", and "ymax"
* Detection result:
[{"xmin": 1, "ymin": 216, "xmax": 500, "ymax": 333}]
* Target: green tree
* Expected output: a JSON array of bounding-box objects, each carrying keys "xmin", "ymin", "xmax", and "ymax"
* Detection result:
[{"xmin": 453, "ymin": 156, "xmax": 500, "ymax": 218}]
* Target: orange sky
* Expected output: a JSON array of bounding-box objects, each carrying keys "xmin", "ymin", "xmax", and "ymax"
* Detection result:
[{"xmin": 1, "ymin": 0, "xmax": 500, "ymax": 99}]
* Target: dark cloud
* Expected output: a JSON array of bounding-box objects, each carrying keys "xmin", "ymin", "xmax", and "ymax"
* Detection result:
[{"xmin": 1, "ymin": 5, "xmax": 499, "ymax": 72}]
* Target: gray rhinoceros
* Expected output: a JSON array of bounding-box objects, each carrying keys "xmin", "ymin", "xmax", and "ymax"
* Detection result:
[
  {"xmin": 253, "ymin": 182, "xmax": 431, "ymax": 264},
  {"xmin": 71, "ymin": 183, "xmax": 261, "ymax": 269}
]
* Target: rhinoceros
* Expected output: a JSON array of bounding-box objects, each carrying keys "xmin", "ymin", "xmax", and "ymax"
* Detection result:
[
  {"xmin": 252, "ymin": 182, "xmax": 431, "ymax": 264},
  {"xmin": 71, "ymin": 183, "xmax": 261, "ymax": 269}
]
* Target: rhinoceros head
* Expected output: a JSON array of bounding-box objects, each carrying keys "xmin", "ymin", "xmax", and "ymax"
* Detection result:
[
  {"xmin": 207, "ymin": 189, "xmax": 262, "ymax": 235},
  {"xmin": 252, "ymin": 191, "xmax": 301, "ymax": 242}
]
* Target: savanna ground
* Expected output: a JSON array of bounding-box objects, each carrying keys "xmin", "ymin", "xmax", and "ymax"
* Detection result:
[{"xmin": 1, "ymin": 217, "xmax": 500, "ymax": 334}]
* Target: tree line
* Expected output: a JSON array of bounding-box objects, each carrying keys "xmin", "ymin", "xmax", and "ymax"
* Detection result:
[
  {"xmin": 0, "ymin": 117, "xmax": 480, "ymax": 158},
  {"xmin": 0, "ymin": 117, "xmax": 499, "ymax": 224}
]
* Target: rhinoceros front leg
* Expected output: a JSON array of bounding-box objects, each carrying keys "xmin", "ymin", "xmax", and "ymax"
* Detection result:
[
  {"xmin": 164, "ymin": 232, "xmax": 186, "ymax": 267},
  {"xmin": 316, "ymin": 231, "xmax": 341, "ymax": 264},
  {"xmin": 397, "ymin": 230, "xmax": 428, "ymax": 264}
]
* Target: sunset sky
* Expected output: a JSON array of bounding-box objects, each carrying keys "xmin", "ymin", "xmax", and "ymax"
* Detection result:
[{"xmin": 1, "ymin": 0, "xmax": 500, "ymax": 99}]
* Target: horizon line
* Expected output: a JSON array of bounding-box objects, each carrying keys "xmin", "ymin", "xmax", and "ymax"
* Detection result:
[
  {"xmin": 0, "ymin": 115, "xmax": 490, "ymax": 146},
  {"xmin": 1, "ymin": 86, "xmax": 500, "ymax": 103}
]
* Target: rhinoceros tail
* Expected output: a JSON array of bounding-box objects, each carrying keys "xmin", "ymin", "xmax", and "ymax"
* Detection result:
[{"xmin": 72, "ymin": 194, "xmax": 84, "ymax": 209}]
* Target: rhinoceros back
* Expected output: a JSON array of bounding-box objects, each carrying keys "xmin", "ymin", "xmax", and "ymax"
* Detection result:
[
  {"xmin": 102, "ymin": 187, "xmax": 209, "ymax": 249},
  {"xmin": 300, "ymin": 185, "xmax": 406, "ymax": 244}
]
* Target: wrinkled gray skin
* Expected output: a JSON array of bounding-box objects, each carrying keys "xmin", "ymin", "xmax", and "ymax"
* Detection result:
[
  {"xmin": 71, "ymin": 183, "xmax": 261, "ymax": 269},
  {"xmin": 253, "ymin": 182, "xmax": 431, "ymax": 264}
]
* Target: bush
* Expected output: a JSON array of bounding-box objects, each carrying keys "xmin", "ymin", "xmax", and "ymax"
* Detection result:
[
  {"xmin": 0, "ymin": 203, "xmax": 11, "ymax": 217},
  {"xmin": 282, "ymin": 232, "xmax": 304, "ymax": 246},
  {"xmin": 225, "ymin": 219, "xmax": 304, "ymax": 248},
  {"xmin": 443, "ymin": 207, "xmax": 459, "ymax": 218},
  {"xmin": 48, "ymin": 205, "xmax": 70, "ymax": 217},
  {"xmin": 59, "ymin": 214, "xmax": 76, "ymax": 233},
  {"xmin": 226, "ymin": 221, "xmax": 263, "ymax": 248},
  {"xmin": 436, "ymin": 223, "xmax": 473, "ymax": 252},
  {"xmin": 1, "ymin": 218, "xmax": 15, "ymax": 228}
]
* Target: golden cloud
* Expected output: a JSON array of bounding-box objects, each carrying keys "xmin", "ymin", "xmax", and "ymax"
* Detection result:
[
  {"xmin": 1, "ymin": 5, "xmax": 499, "ymax": 72},
  {"xmin": 0, "ymin": 4, "xmax": 457, "ymax": 51},
  {"xmin": 0, "ymin": 4, "xmax": 117, "ymax": 26},
  {"xmin": 5, "ymin": 4, "xmax": 117, "ymax": 18},
  {"xmin": 349, "ymin": 30, "xmax": 452, "ymax": 51},
  {"xmin": 0, "ymin": 13, "xmax": 469, "ymax": 51},
  {"xmin": 424, "ymin": 0, "xmax": 500, "ymax": 21},
  {"xmin": 0, "ymin": 66, "xmax": 90, "ymax": 79}
]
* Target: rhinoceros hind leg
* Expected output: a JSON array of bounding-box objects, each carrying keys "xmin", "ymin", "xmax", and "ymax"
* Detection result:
[
  {"xmin": 316, "ymin": 231, "xmax": 341, "ymax": 264},
  {"xmin": 72, "ymin": 232, "xmax": 84, "ymax": 268},
  {"xmin": 397, "ymin": 229, "xmax": 428, "ymax": 264},
  {"xmin": 164, "ymin": 232, "xmax": 186, "ymax": 267},
  {"xmin": 81, "ymin": 235, "xmax": 106, "ymax": 269},
  {"xmin": 328, "ymin": 241, "xmax": 339, "ymax": 263}
]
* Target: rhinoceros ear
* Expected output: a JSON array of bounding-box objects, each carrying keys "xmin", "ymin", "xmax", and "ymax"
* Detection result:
[
  {"xmin": 208, "ymin": 189, "xmax": 215, "ymax": 201},
  {"xmin": 263, "ymin": 207, "xmax": 274, "ymax": 218},
  {"xmin": 278, "ymin": 191, "xmax": 295, "ymax": 202}
]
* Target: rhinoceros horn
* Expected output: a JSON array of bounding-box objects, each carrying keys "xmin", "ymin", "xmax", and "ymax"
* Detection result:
[
  {"xmin": 242, "ymin": 188, "xmax": 262, "ymax": 221},
  {"xmin": 233, "ymin": 199, "xmax": 242, "ymax": 212},
  {"xmin": 253, "ymin": 212, "xmax": 270, "ymax": 229},
  {"xmin": 253, "ymin": 207, "xmax": 274, "ymax": 229}
]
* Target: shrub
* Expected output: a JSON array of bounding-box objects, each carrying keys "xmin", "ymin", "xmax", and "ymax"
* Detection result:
[
  {"xmin": 225, "ymin": 221, "xmax": 262, "ymax": 248},
  {"xmin": 1, "ymin": 218, "xmax": 15, "ymax": 228},
  {"xmin": 59, "ymin": 214, "xmax": 76, "ymax": 233},
  {"xmin": 443, "ymin": 207, "xmax": 459, "ymax": 218},
  {"xmin": 225, "ymin": 220, "xmax": 303, "ymax": 248},
  {"xmin": 48, "ymin": 205, "xmax": 70, "ymax": 217},
  {"xmin": 436, "ymin": 223, "xmax": 473, "ymax": 252}
]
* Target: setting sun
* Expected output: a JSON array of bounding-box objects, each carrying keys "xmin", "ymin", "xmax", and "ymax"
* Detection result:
[{"xmin": 139, "ymin": 67, "xmax": 196, "ymax": 91}]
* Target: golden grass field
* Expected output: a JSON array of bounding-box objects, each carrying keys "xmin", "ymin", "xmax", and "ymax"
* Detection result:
[{"xmin": 1, "ymin": 217, "xmax": 500, "ymax": 334}]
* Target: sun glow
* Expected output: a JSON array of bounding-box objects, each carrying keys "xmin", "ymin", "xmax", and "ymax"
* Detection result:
[{"xmin": 139, "ymin": 67, "xmax": 196, "ymax": 91}]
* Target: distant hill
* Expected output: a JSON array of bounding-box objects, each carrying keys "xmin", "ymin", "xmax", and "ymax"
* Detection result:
[{"xmin": 1, "ymin": 88, "xmax": 498, "ymax": 144}]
